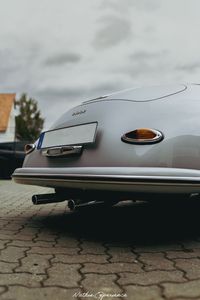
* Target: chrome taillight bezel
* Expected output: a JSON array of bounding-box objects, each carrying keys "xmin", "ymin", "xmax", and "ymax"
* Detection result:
[
  {"xmin": 24, "ymin": 143, "xmax": 36, "ymax": 155},
  {"xmin": 121, "ymin": 128, "xmax": 164, "ymax": 145}
]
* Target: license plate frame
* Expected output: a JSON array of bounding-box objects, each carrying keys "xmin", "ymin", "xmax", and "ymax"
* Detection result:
[{"xmin": 37, "ymin": 122, "xmax": 98, "ymax": 150}]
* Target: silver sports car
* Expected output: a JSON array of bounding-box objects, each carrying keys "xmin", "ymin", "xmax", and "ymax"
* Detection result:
[{"xmin": 13, "ymin": 84, "xmax": 200, "ymax": 210}]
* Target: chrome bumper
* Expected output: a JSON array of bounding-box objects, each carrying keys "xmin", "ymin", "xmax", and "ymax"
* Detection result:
[{"xmin": 12, "ymin": 167, "xmax": 200, "ymax": 194}]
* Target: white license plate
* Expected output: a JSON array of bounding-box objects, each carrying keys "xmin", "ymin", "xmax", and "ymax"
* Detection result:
[{"xmin": 37, "ymin": 122, "xmax": 98, "ymax": 149}]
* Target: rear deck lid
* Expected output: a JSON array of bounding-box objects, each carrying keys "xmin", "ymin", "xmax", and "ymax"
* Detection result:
[{"xmin": 85, "ymin": 84, "xmax": 187, "ymax": 103}]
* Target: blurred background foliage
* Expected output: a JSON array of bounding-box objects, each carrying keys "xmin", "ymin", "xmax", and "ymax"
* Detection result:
[{"xmin": 15, "ymin": 93, "xmax": 44, "ymax": 142}]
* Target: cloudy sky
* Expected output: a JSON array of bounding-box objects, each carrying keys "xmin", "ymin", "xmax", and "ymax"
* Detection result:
[{"xmin": 1, "ymin": 0, "xmax": 200, "ymax": 127}]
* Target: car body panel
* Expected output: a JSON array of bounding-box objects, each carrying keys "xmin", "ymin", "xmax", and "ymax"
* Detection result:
[
  {"xmin": 12, "ymin": 84, "xmax": 200, "ymax": 196},
  {"xmin": 84, "ymin": 84, "xmax": 187, "ymax": 102}
]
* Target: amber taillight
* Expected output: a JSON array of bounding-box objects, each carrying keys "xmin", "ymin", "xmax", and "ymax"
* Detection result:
[{"xmin": 121, "ymin": 128, "xmax": 163, "ymax": 144}]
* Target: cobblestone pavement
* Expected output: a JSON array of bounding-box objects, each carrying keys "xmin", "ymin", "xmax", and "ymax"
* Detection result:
[{"xmin": 1, "ymin": 181, "xmax": 200, "ymax": 299}]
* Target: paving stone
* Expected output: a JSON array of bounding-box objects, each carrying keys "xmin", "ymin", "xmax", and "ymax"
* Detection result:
[
  {"xmin": 2, "ymin": 181, "xmax": 200, "ymax": 300},
  {"xmin": 4, "ymin": 223, "xmax": 23, "ymax": 231},
  {"xmin": 107, "ymin": 247, "xmax": 137, "ymax": 263},
  {"xmin": 35, "ymin": 233, "xmax": 57, "ymax": 242},
  {"xmin": 175, "ymin": 258, "xmax": 200, "ymax": 279},
  {"xmin": 166, "ymin": 249, "xmax": 200, "ymax": 259},
  {"xmin": 163, "ymin": 279, "xmax": 200, "ymax": 298},
  {"xmin": 83, "ymin": 262, "xmax": 143, "ymax": 274},
  {"xmin": 139, "ymin": 252, "xmax": 174, "ymax": 271},
  {"xmin": 124, "ymin": 285, "xmax": 163, "ymax": 300},
  {"xmin": 1, "ymin": 287, "xmax": 79, "ymax": 300},
  {"xmin": 53, "ymin": 254, "xmax": 108, "ymax": 264},
  {"xmin": 16, "ymin": 228, "xmax": 39, "ymax": 236},
  {"xmin": 119, "ymin": 270, "xmax": 186, "ymax": 286},
  {"xmin": 0, "ymin": 286, "xmax": 7, "ymax": 296},
  {"xmin": 0, "ymin": 232, "xmax": 19, "ymax": 240},
  {"xmin": 172, "ymin": 298, "xmax": 196, "ymax": 300},
  {"xmin": 16, "ymin": 253, "xmax": 52, "ymax": 274},
  {"xmin": 9, "ymin": 240, "xmax": 55, "ymax": 248},
  {"xmin": 81, "ymin": 241, "xmax": 106, "ymax": 255},
  {"xmin": 44, "ymin": 263, "xmax": 81, "ymax": 288},
  {"xmin": 0, "ymin": 240, "xmax": 10, "ymax": 249},
  {"xmin": 39, "ymin": 229, "xmax": 58, "ymax": 235},
  {"xmin": 0, "ymin": 246, "xmax": 28, "ymax": 263},
  {"xmin": 28, "ymin": 246, "xmax": 78, "ymax": 255},
  {"xmin": 82, "ymin": 273, "xmax": 122, "ymax": 294},
  {"xmin": 55, "ymin": 237, "xmax": 79, "ymax": 248},
  {"xmin": 0, "ymin": 261, "xmax": 18, "ymax": 273},
  {"xmin": 0, "ymin": 273, "xmax": 45, "ymax": 287},
  {"xmin": 134, "ymin": 244, "xmax": 182, "ymax": 253},
  {"xmin": 24, "ymin": 222, "xmax": 44, "ymax": 228},
  {"xmin": 6, "ymin": 234, "xmax": 35, "ymax": 241},
  {"xmin": 0, "ymin": 219, "xmax": 9, "ymax": 224},
  {"xmin": 6, "ymin": 220, "xmax": 27, "ymax": 225}
]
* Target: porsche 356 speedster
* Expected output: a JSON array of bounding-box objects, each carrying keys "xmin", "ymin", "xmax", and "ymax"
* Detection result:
[{"xmin": 12, "ymin": 84, "xmax": 200, "ymax": 210}]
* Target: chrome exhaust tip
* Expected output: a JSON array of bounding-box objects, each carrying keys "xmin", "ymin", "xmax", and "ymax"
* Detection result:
[
  {"xmin": 67, "ymin": 199, "xmax": 110, "ymax": 211},
  {"xmin": 32, "ymin": 193, "xmax": 66, "ymax": 205},
  {"xmin": 68, "ymin": 199, "xmax": 76, "ymax": 211}
]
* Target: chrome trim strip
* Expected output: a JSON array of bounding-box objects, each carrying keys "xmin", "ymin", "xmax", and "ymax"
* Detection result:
[
  {"xmin": 13, "ymin": 167, "xmax": 200, "ymax": 179},
  {"xmin": 13, "ymin": 175, "xmax": 200, "ymax": 186},
  {"xmin": 12, "ymin": 169, "xmax": 200, "ymax": 184},
  {"xmin": 42, "ymin": 145, "xmax": 83, "ymax": 157},
  {"xmin": 13, "ymin": 167, "xmax": 200, "ymax": 193},
  {"xmin": 13, "ymin": 176, "xmax": 200, "ymax": 194}
]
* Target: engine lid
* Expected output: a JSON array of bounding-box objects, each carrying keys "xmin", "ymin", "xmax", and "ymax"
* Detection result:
[{"xmin": 86, "ymin": 84, "xmax": 187, "ymax": 103}]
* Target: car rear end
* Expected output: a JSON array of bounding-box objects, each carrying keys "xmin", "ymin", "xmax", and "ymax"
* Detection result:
[{"xmin": 12, "ymin": 84, "xmax": 200, "ymax": 202}]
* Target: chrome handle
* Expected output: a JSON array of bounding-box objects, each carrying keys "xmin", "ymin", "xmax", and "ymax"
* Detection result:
[{"xmin": 42, "ymin": 145, "xmax": 83, "ymax": 157}]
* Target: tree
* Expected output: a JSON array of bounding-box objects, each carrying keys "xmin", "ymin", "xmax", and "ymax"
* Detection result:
[{"xmin": 15, "ymin": 93, "xmax": 44, "ymax": 142}]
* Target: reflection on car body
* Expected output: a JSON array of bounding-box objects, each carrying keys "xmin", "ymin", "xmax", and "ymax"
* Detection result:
[{"xmin": 0, "ymin": 141, "xmax": 26, "ymax": 179}]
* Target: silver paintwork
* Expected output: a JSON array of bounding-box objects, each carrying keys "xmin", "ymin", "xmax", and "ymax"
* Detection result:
[{"xmin": 13, "ymin": 84, "xmax": 200, "ymax": 195}]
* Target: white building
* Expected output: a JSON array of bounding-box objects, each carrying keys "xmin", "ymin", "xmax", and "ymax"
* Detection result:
[{"xmin": 0, "ymin": 94, "xmax": 16, "ymax": 143}]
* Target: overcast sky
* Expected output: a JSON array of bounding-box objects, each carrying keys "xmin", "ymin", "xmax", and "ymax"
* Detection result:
[{"xmin": 1, "ymin": 0, "xmax": 200, "ymax": 127}]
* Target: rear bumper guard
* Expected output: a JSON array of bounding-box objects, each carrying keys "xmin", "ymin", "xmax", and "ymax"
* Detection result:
[{"xmin": 12, "ymin": 167, "xmax": 200, "ymax": 194}]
